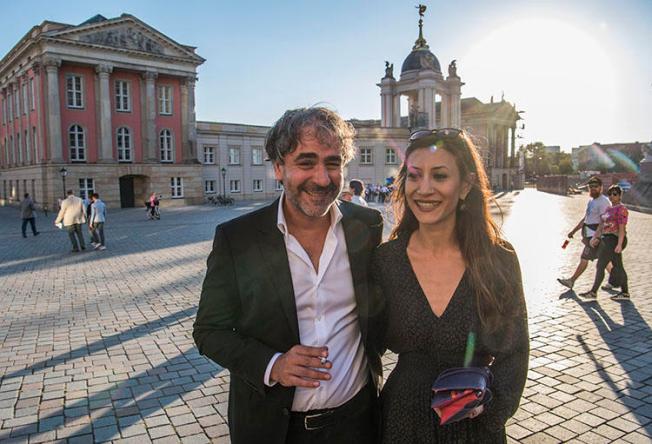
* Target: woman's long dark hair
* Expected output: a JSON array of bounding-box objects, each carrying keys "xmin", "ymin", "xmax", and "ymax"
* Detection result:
[{"xmin": 389, "ymin": 131, "xmax": 515, "ymax": 333}]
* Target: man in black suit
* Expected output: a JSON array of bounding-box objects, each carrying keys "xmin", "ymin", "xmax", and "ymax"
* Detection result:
[{"xmin": 193, "ymin": 107, "xmax": 384, "ymax": 444}]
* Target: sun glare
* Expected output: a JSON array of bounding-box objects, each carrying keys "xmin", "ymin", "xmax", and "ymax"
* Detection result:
[{"xmin": 462, "ymin": 18, "xmax": 618, "ymax": 147}]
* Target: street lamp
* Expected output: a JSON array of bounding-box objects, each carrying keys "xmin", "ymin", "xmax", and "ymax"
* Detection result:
[
  {"xmin": 59, "ymin": 167, "xmax": 68, "ymax": 198},
  {"xmin": 220, "ymin": 167, "xmax": 227, "ymax": 199}
]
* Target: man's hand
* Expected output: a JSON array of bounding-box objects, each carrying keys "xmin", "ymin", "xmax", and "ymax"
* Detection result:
[
  {"xmin": 270, "ymin": 345, "xmax": 331, "ymax": 388},
  {"xmin": 590, "ymin": 237, "xmax": 600, "ymax": 248},
  {"xmin": 615, "ymin": 245, "xmax": 622, "ymax": 254},
  {"xmin": 567, "ymin": 230, "xmax": 575, "ymax": 239}
]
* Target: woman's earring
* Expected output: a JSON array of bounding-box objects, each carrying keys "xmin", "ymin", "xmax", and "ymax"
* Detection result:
[{"xmin": 458, "ymin": 198, "xmax": 467, "ymax": 211}]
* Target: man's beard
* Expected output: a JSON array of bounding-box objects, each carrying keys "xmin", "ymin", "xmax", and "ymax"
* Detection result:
[{"xmin": 287, "ymin": 182, "xmax": 340, "ymax": 218}]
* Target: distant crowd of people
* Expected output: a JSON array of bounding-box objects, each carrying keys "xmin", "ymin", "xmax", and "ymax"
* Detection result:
[{"xmin": 340, "ymin": 180, "xmax": 394, "ymax": 206}]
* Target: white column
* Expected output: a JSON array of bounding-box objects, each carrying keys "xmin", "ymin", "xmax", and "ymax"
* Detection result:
[
  {"xmin": 181, "ymin": 76, "xmax": 198, "ymax": 163},
  {"xmin": 96, "ymin": 64, "xmax": 114, "ymax": 162},
  {"xmin": 31, "ymin": 62, "xmax": 43, "ymax": 164},
  {"xmin": 143, "ymin": 71, "xmax": 157, "ymax": 162},
  {"xmin": 43, "ymin": 56, "xmax": 62, "ymax": 162},
  {"xmin": 424, "ymin": 88, "xmax": 435, "ymax": 129},
  {"xmin": 392, "ymin": 95, "xmax": 401, "ymax": 128},
  {"xmin": 441, "ymin": 93, "xmax": 450, "ymax": 128}
]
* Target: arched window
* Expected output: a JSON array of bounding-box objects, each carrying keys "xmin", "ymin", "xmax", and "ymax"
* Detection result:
[
  {"xmin": 160, "ymin": 129, "xmax": 173, "ymax": 162},
  {"xmin": 69, "ymin": 125, "xmax": 85, "ymax": 161},
  {"xmin": 117, "ymin": 127, "xmax": 132, "ymax": 162}
]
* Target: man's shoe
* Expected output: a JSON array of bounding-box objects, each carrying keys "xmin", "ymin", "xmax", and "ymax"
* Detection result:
[
  {"xmin": 557, "ymin": 278, "xmax": 574, "ymax": 289},
  {"xmin": 34, "ymin": 232, "xmax": 40, "ymax": 236},
  {"xmin": 98, "ymin": 245, "xmax": 107, "ymax": 251},
  {"xmin": 22, "ymin": 235, "xmax": 27, "ymax": 238},
  {"xmin": 578, "ymin": 290, "xmax": 598, "ymax": 302},
  {"xmin": 81, "ymin": 246, "xmax": 86, "ymax": 250},
  {"xmin": 94, "ymin": 244, "xmax": 101, "ymax": 250},
  {"xmin": 611, "ymin": 292, "xmax": 631, "ymax": 301},
  {"xmin": 71, "ymin": 249, "xmax": 80, "ymax": 253},
  {"xmin": 601, "ymin": 283, "xmax": 617, "ymax": 291}
]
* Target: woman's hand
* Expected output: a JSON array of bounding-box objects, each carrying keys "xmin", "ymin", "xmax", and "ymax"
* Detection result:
[
  {"xmin": 615, "ymin": 245, "xmax": 622, "ymax": 254},
  {"xmin": 590, "ymin": 237, "xmax": 600, "ymax": 248},
  {"xmin": 468, "ymin": 405, "xmax": 484, "ymax": 418}
]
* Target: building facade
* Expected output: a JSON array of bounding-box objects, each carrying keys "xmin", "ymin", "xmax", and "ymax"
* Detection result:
[
  {"xmin": 1, "ymin": 11, "xmax": 522, "ymax": 209},
  {"xmin": 0, "ymin": 14, "xmax": 204, "ymax": 209}
]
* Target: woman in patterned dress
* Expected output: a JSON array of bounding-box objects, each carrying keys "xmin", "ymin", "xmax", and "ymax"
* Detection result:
[{"xmin": 373, "ymin": 129, "xmax": 529, "ymax": 443}]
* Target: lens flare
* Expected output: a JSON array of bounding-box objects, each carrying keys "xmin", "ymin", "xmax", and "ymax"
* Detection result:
[{"xmin": 606, "ymin": 148, "xmax": 640, "ymax": 173}]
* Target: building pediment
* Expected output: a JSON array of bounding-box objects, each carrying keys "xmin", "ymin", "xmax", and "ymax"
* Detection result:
[{"xmin": 45, "ymin": 14, "xmax": 204, "ymax": 64}]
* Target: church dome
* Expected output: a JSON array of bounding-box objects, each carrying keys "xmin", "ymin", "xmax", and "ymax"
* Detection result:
[{"xmin": 401, "ymin": 48, "xmax": 441, "ymax": 74}]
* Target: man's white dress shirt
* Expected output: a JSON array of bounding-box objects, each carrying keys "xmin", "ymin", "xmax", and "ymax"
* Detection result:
[{"xmin": 263, "ymin": 195, "xmax": 369, "ymax": 411}]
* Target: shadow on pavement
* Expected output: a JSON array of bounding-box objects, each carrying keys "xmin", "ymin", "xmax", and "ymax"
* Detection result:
[
  {"xmin": 0, "ymin": 305, "xmax": 225, "ymax": 441},
  {"xmin": 560, "ymin": 290, "xmax": 652, "ymax": 434}
]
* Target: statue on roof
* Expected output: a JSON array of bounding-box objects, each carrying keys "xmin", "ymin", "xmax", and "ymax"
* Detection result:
[
  {"xmin": 448, "ymin": 60, "xmax": 458, "ymax": 77},
  {"xmin": 417, "ymin": 4, "xmax": 427, "ymax": 17},
  {"xmin": 384, "ymin": 61, "xmax": 394, "ymax": 78}
]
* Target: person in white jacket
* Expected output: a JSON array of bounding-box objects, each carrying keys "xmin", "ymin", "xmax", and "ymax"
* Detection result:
[
  {"xmin": 55, "ymin": 190, "xmax": 86, "ymax": 252},
  {"xmin": 89, "ymin": 193, "xmax": 107, "ymax": 250}
]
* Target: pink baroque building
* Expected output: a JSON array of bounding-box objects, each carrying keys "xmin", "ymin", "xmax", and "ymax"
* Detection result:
[{"xmin": 0, "ymin": 14, "xmax": 204, "ymax": 209}]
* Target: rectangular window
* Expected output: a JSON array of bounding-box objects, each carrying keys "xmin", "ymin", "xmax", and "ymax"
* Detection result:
[
  {"xmin": 204, "ymin": 180, "xmax": 216, "ymax": 193},
  {"xmin": 66, "ymin": 75, "xmax": 83, "ymax": 108},
  {"xmin": 229, "ymin": 179, "xmax": 240, "ymax": 193},
  {"xmin": 1, "ymin": 98, "xmax": 5, "ymax": 124},
  {"xmin": 22, "ymin": 83, "xmax": 27, "ymax": 115},
  {"xmin": 170, "ymin": 177, "xmax": 184, "ymax": 198},
  {"xmin": 203, "ymin": 146, "xmax": 215, "ymax": 164},
  {"xmin": 275, "ymin": 180, "xmax": 283, "ymax": 191},
  {"xmin": 115, "ymin": 80, "xmax": 131, "ymax": 112},
  {"xmin": 79, "ymin": 178, "xmax": 94, "ymax": 200},
  {"xmin": 253, "ymin": 179, "xmax": 263, "ymax": 192},
  {"xmin": 32, "ymin": 127, "xmax": 38, "ymax": 163},
  {"xmin": 159, "ymin": 86, "xmax": 172, "ymax": 115},
  {"xmin": 29, "ymin": 78, "xmax": 35, "ymax": 110},
  {"xmin": 228, "ymin": 146, "xmax": 241, "ymax": 165},
  {"xmin": 16, "ymin": 133, "xmax": 22, "ymax": 164},
  {"xmin": 8, "ymin": 93, "xmax": 12, "ymax": 121},
  {"xmin": 251, "ymin": 146, "xmax": 263, "ymax": 165},
  {"xmin": 15, "ymin": 88, "xmax": 20, "ymax": 116},
  {"xmin": 385, "ymin": 148, "xmax": 397, "ymax": 164},
  {"xmin": 25, "ymin": 130, "xmax": 30, "ymax": 163},
  {"xmin": 360, "ymin": 147, "xmax": 373, "ymax": 165}
]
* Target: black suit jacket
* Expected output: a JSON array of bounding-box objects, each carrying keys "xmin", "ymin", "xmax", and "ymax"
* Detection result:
[{"xmin": 193, "ymin": 199, "xmax": 384, "ymax": 444}]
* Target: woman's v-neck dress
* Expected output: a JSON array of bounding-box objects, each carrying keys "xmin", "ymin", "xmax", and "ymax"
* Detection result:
[{"xmin": 372, "ymin": 235, "xmax": 529, "ymax": 444}]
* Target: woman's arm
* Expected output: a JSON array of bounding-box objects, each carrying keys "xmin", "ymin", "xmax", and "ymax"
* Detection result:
[
  {"xmin": 478, "ymin": 251, "xmax": 530, "ymax": 432},
  {"xmin": 615, "ymin": 222, "xmax": 626, "ymax": 253}
]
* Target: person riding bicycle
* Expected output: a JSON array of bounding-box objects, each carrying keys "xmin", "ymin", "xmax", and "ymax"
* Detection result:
[{"xmin": 148, "ymin": 193, "xmax": 160, "ymax": 220}]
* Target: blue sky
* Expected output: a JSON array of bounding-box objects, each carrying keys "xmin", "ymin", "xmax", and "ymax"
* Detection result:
[{"xmin": 1, "ymin": 0, "xmax": 650, "ymax": 151}]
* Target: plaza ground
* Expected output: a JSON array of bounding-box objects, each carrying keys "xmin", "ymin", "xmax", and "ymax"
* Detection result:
[{"xmin": 0, "ymin": 189, "xmax": 651, "ymax": 443}]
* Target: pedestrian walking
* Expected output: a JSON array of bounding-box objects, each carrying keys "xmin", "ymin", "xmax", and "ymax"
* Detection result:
[
  {"xmin": 89, "ymin": 193, "xmax": 107, "ymax": 251},
  {"xmin": 20, "ymin": 193, "xmax": 40, "ymax": 238},
  {"xmin": 557, "ymin": 176, "xmax": 611, "ymax": 290},
  {"xmin": 54, "ymin": 190, "xmax": 86, "ymax": 252},
  {"xmin": 580, "ymin": 185, "xmax": 630, "ymax": 301}
]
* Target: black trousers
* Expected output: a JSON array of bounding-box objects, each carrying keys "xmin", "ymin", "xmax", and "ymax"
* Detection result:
[
  {"xmin": 591, "ymin": 235, "xmax": 628, "ymax": 293},
  {"xmin": 21, "ymin": 218, "xmax": 37, "ymax": 236},
  {"xmin": 286, "ymin": 383, "xmax": 378, "ymax": 444}
]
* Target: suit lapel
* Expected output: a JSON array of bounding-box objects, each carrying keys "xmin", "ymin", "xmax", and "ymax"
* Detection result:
[
  {"xmin": 257, "ymin": 199, "xmax": 300, "ymax": 342},
  {"xmin": 340, "ymin": 204, "xmax": 370, "ymax": 344}
]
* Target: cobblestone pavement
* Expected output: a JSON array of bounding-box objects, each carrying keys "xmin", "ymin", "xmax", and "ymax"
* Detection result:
[{"xmin": 0, "ymin": 189, "xmax": 650, "ymax": 443}]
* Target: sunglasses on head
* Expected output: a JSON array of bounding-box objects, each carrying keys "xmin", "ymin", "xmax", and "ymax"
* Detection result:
[
  {"xmin": 609, "ymin": 191, "xmax": 620, "ymax": 196},
  {"xmin": 588, "ymin": 184, "xmax": 600, "ymax": 188},
  {"xmin": 409, "ymin": 128, "xmax": 463, "ymax": 142}
]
